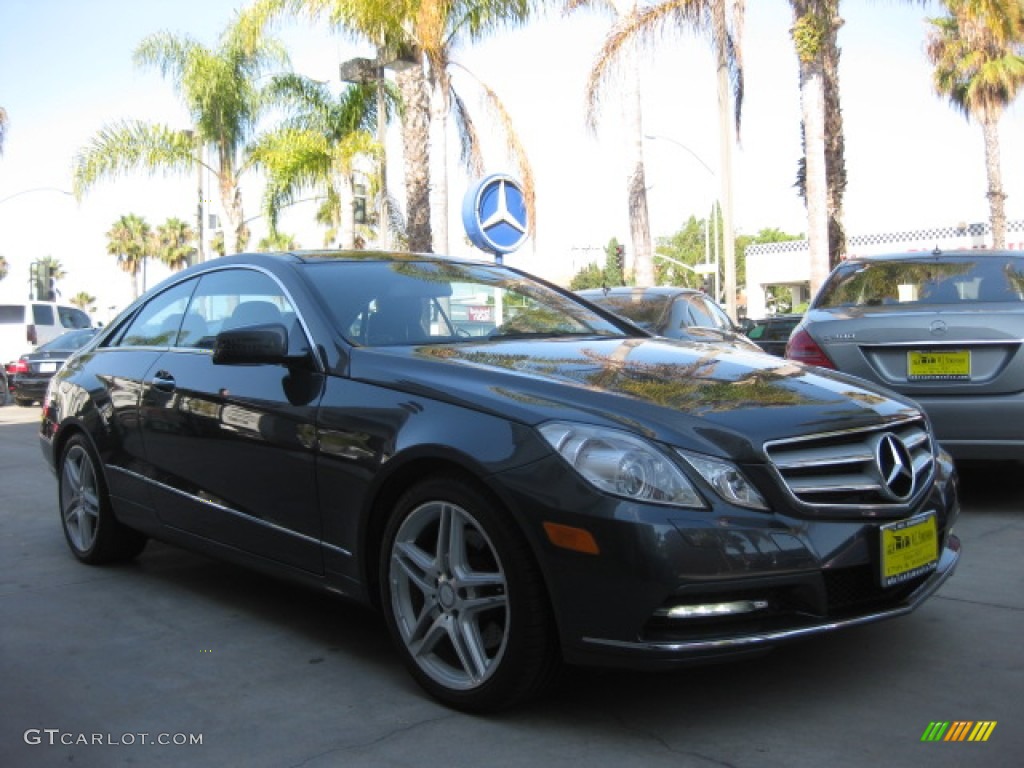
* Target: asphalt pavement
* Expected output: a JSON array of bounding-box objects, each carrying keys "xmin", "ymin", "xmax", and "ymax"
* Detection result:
[{"xmin": 1, "ymin": 405, "xmax": 1021, "ymax": 768}]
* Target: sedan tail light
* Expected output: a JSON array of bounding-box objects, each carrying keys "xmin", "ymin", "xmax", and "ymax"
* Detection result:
[
  {"xmin": 786, "ymin": 329, "xmax": 835, "ymax": 369},
  {"xmin": 11, "ymin": 358, "xmax": 30, "ymax": 375}
]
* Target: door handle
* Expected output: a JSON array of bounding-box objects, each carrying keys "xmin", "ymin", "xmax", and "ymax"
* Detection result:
[{"xmin": 150, "ymin": 371, "xmax": 176, "ymax": 393}]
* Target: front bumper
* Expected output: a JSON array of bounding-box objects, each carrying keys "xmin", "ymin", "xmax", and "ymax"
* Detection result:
[
  {"xmin": 495, "ymin": 451, "xmax": 960, "ymax": 669},
  {"xmin": 575, "ymin": 534, "xmax": 959, "ymax": 668}
]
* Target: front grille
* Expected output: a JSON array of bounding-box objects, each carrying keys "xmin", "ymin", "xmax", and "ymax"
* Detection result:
[
  {"xmin": 764, "ymin": 417, "xmax": 935, "ymax": 512},
  {"xmin": 824, "ymin": 566, "xmax": 930, "ymax": 617}
]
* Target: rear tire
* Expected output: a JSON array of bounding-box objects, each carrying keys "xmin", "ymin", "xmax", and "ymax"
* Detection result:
[
  {"xmin": 59, "ymin": 435, "xmax": 147, "ymax": 564},
  {"xmin": 380, "ymin": 476, "xmax": 560, "ymax": 712}
]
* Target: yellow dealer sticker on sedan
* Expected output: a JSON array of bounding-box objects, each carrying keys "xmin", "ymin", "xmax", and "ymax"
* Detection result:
[
  {"xmin": 881, "ymin": 513, "xmax": 939, "ymax": 587},
  {"xmin": 907, "ymin": 350, "xmax": 970, "ymax": 381}
]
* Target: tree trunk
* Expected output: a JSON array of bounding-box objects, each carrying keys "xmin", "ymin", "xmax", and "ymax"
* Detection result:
[
  {"xmin": 793, "ymin": 3, "xmax": 830, "ymax": 298},
  {"xmin": 397, "ymin": 60, "xmax": 433, "ymax": 253},
  {"xmin": 217, "ymin": 163, "xmax": 248, "ymax": 254},
  {"xmin": 717, "ymin": 60, "xmax": 738, "ymax": 320},
  {"xmin": 822, "ymin": 3, "xmax": 847, "ymax": 268},
  {"xmin": 624, "ymin": 47, "xmax": 653, "ymax": 286},
  {"xmin": 430, "ymin": 79, "xmax": 450, "ymax": 255},
  {"xmin": 981, "ymin": 113, "xmax": 1006, "ymax": 249}
]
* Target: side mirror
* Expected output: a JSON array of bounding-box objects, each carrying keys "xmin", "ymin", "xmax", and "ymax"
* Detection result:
[{"xmin": 212, "ymin": 324, "xmax": 289, "ymax": 365}]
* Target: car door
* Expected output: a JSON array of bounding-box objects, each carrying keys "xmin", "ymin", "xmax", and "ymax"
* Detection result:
[
  {"xmin": 83, "ymin": 279, "xmax": 201, "ymax": 508},
  {"xmin": 138, "ymin": 267, "xmax": 326, "ymax": 573}
]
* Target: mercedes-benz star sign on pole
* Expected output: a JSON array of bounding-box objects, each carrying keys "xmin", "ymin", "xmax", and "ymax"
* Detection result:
[{"xmin": 462, "ymin": 174, "xmax": 529, "ymax": 261}]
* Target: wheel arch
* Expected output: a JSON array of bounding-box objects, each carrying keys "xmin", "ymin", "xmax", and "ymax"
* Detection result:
[{"xmin": 359, "ymin": 453, "xmax": 545, "ymax": 611}]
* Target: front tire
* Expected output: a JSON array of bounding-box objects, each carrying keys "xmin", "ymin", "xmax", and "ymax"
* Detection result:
[
  {"xmin": 380, "ymin": 476, "xmax": 560, "ymax": 712},
  {"xmin": 59, "ymin": 435, "xmax": 147, "ymax": 564}
]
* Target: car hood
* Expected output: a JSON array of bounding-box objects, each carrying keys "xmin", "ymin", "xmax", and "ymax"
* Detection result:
[{"xmin": 348, "ymin": 336, "xmax": 920, "ymax": 461}]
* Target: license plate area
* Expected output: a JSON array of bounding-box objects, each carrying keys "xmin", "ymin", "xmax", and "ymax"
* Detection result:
[
  {"xmin": 907, "ymin": 350, "xmax": 970, "ymax": 381},
  {"xmin": 38, "ymin": 362, "xmax": 58, "ymax": 373},
  {"xmin": 880, "ymin": 512, "xmax": 939, "ymax": 587}
]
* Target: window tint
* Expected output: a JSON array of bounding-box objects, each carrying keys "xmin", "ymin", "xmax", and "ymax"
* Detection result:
[
  {"xmin": 32, "ymin": 304, "xmax": 55, "ymax": 325},
  {"xmin": 58, "ymin": 306, "xmax": 91, "ymax": 329},
  {"xmin": 109, "ymin": 280, "xmax": 197, "ymax": 348}
]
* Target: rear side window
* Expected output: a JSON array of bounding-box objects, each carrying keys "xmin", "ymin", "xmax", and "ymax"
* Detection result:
[
  {"xmin": 0, "ymin": 305, "xmax": 24, "ymax": 323},
  {"xmin": 58, "ymin": 306, "xmax": 91, "ymax": 329},
  {"xmin": 109, "ymin": 280, "xmax": 197, "ymax": 348},
  {"xmin": 32, "ymin": 304, "xmax": 55, "ymax": 325}
]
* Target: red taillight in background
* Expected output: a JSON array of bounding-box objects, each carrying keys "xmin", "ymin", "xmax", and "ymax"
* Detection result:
[{"xmin": 785, "ymin": 329, "xmax": 836, "ymax": 369}]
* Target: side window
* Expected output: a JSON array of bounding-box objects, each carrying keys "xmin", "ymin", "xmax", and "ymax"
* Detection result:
[
  {"xmin": 32, "ymin": 304, "xmax": 55, "ymax": 325},
  {"xmin": 109, "ymin": 280, "xmax": 198, "ymax": 348},
  {"xmin": 683, "ymin": 296, "xmax": 716, "ymax": 328},
  {"xmin": 187, "ymin": 269, "xmax": 305, "ymax": 353},
  {"xmin": 58, "ymin": 306, "xmax": 91, "ymax": 329}
]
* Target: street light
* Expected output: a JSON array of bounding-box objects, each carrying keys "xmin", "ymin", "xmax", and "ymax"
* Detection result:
[
  {"xmin": 341, "ymin": 46, "xmax": 417, "ymax": 250},
  {"xmin": 645, "ymin": 134, "xmax": 719, "ymax": 299}
]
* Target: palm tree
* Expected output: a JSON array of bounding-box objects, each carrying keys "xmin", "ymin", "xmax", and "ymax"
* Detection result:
[
  {"xmin": 580, "ymin": 0, "xmax": 744, "ymax": 315},
  {"xmin": 257, "ymin": 0, "xmax": 536, "ymax": 255},
  {"xmin": 153, "ymin": 217, "xmax": 197, "ymax": 272},
  {"xmin": 106, "ymin": 214, "xmax": 152, "ymax": 300},
  {"xmin": 568, "ymin": 0, "xmax": 654, "ymax": 286},
  {"xmin": 257, "ymin": 230, "xmax": 300, "ymax": 251},
  {"xmin": 926, "ymin": 0, "xmax": 1024, "ymax": 248},
  {"xmin": 70, "ymin": 292, "xmax": 98, "ymax": 314},
  {"xmin": 73, "ymin": 10, "xmax": 289, "ymax": 253},
  {"xmin": 250, "ymin": 74, "xmax": 383, "ymax": 248}
]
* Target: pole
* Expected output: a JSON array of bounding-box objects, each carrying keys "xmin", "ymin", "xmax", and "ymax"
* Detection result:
[{"xmin": 377, "ymin": 63, "xmax": 389, "ymax": 250}]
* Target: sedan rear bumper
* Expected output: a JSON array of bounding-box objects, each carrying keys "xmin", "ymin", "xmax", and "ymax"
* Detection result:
[{"xmin": 915, "ymin": 393, "xmax": 1024, "ymax": 460}]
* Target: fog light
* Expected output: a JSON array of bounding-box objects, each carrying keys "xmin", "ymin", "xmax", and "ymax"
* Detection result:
[{"xmin": 659, "ymin": 600, "xmax": 769, "ymax": 619}]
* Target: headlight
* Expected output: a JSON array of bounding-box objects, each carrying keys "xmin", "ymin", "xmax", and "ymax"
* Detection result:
[
  {"xmin": 676, "ymin": 450, "xmax": 769, "ymax": 510},
  {"xmin": 538, "ymin": 422, "xmax": 705, "ymax": 508}
]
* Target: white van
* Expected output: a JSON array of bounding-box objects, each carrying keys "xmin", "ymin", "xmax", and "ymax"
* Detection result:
[{"xmin": 1, "ymin": 300, "xmax": 93, "ymax": 367}]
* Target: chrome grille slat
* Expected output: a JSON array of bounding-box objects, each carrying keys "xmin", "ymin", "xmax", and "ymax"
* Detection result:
[{"xmin": 764, "ymin": 417, "xmax": 936, "ymax": 512}]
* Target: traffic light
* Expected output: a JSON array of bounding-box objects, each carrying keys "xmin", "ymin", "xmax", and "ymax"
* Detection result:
[
  {"xmin": 353, "ymin": 183, "xmax": 368, "ymax": 225},
  {"xmin": 614, "ymin": 244, "xmax": 625, "ymax": 272},
  {"xmin": 29, "ymin": 261, "xmax": 56, "ymax": 300},
  {"xmin": 701, "ymin": 275, "xmax": 714, "ymax": 296}
]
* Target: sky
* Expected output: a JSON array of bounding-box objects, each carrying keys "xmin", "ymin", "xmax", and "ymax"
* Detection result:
[{"xmin": 2, "ymin": 0, "xmax": 1023, "ymax": 321}]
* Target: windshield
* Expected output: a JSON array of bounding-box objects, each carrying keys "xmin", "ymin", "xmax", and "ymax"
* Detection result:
[
  {"xmin": 303, "ymin": 259, "xmax": 634, "ymax": 346},
  {"xmin": 37, "ymin": 329, "xmax": 96, "ymax": 352},
  {"xmin": 816, "ymin": 255, "xmax": 1024, "ymax": 308},
  {"xmin": 582, "ymin": 292, "xmax": 670, "ymax": 331}
]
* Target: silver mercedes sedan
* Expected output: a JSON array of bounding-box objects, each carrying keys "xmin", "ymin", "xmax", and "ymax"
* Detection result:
[{"xmin": 787, "ymin": 249, "xmax": 1024, "ymax": 461}]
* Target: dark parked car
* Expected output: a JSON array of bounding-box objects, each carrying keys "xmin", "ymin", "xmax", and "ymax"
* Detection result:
[
  {"xmin": 745, "ymin": 314, "xmax": 803, "ymax": 356},
  {"xmin": 41, "ymin": 251, "xmax": 960, "ymax": 711},
  {"xmin": 576, "ymin": 286, "xmax": 762, "ymax": 351},
  {"xmin": 787, "ymin": 249, "xmax": 1024, "ymax": 460},
  {"xmin": 9, "ymin": 328, "xmax": 98, "ymax": 406}
]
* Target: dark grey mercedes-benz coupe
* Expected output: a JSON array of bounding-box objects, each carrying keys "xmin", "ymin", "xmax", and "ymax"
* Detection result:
[{"xmin": 40, "ymin": 251, "xmax": 960, "ymax": 711}]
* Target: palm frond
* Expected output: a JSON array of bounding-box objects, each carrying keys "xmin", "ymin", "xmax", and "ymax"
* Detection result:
[{"xmin": 73, "ymin": 121, "xmax": 196, "ymax": 199}]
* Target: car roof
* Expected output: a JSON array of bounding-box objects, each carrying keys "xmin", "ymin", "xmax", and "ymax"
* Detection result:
[
  {"xmin": 841, "ymin": 249, "xmax": 1024, "ymax": 266},
  {"xmin": 577, "ymin": 286, "xmax": 702, "ymax": 298}
]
